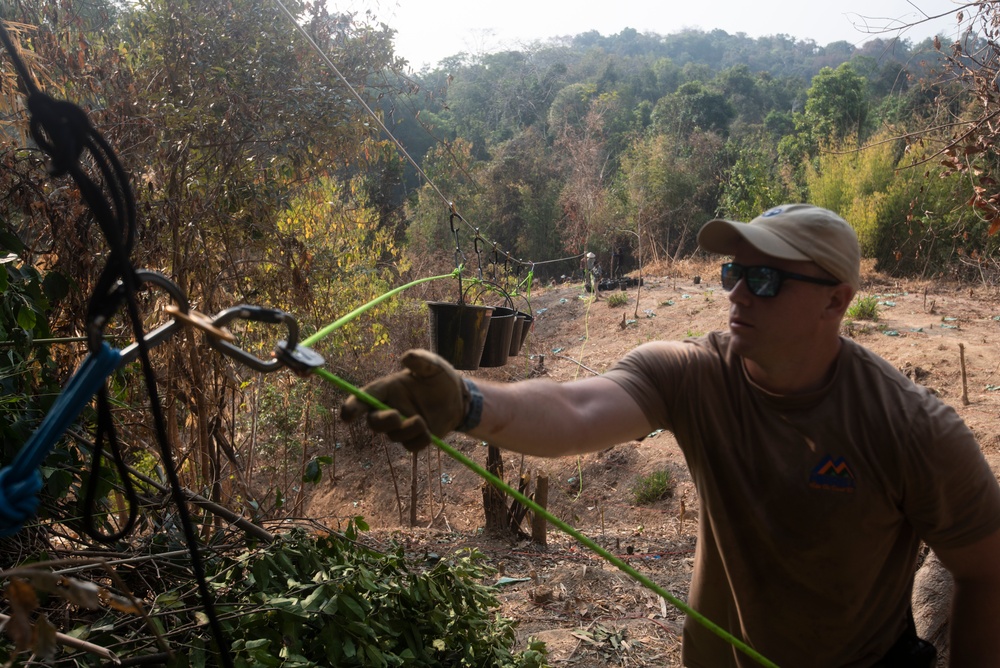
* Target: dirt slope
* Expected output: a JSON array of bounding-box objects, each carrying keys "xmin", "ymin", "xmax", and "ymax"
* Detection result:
[{"xmin": 306, "ymin": 260, "xmax": 1000, "ymax": 667}]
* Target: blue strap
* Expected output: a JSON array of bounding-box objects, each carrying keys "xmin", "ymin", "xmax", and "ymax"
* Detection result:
[{"xmin": 0, "ymin": 342, "xmax": 121, "ymax": 536}]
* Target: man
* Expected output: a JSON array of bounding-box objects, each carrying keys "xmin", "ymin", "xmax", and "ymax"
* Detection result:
[
  {"xmin": 584, "ymin": 251, "xmax": 600, "ymax": 296},
  {"xmin": 342, "ymin": 204, "xmax": 1000, "ymax": 667}
]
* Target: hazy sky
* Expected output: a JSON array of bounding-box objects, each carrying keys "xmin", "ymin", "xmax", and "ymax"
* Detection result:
[{"xmin": 341, "ymin": 0, "xmax": 966, "ymax": 70}]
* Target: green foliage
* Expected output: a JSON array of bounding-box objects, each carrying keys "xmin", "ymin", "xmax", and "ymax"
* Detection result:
[
  {"xmin": 606, "ymin": 292, "xmax": 628, "ymax": 307},
  {"xmin": 0, "ymin": 231, "xmax": 77, "ymax": 508},
  {"xmin": 617, "ymin": 130, "xmax": 724, "ymax": 261},
  {"xmin": 805, "ymin": 63, "xmax": 870, "ymax": 142},
  {"xmin": 805, "ymin": 130, "xmax": 990, "ymax": 275},
  {"xmin": 718, "ymin": 133, "xmax": 788, "ymax": 221},
  {"xmin": 276, "ymin": 176, "xmax": 404, "ymax": 357},
  {"xmin": 652, "ymin": 80, "xmax": 734, "ymax": 136},
  {"xmin": 631, "ymin": 469, "xmax": 674, "ymax": 505},
  {"xmin": 806, "ymin": 132, "xmax": 900, "ymax": 256},
  {"xmin": 406, "ymin": 138, "xmax": 481, "ymax": 256},
  {"xmin": 152, "ymin": 527, "xmax": 548, "ymax": 667},
  {"xmin": 846, "ymin": 295, "xmax": 880, "ymax": 321},
  {"xmin": 302, "ymin": 456, "xmax": 334, "ymax": 484}
]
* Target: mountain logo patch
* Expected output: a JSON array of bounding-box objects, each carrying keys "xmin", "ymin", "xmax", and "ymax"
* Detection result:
[{"xmin": 809, "ymin": 455, "xmax": 856, "ymax": 493}]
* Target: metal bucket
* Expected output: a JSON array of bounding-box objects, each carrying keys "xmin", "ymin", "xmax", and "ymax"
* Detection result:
[
  {"xmin": 479, "ymin": 306, "xmax": 516, "ymax": 367},
  {"xmin": 426, "ymin": 302, "xmax": 493, "ymax": 371},
  {"xmin": 508, "ymin": 313, "xmax": 526, "ymax": 356}
]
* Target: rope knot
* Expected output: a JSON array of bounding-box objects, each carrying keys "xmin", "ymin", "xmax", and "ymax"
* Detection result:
[{"xmin": 26, "ymin": 91, "xmax": 91, "ymax": 177}]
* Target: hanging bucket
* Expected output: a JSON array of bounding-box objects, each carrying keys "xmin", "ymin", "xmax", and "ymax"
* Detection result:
[
  {"xmin": 508, "ymin": 313, "xmax": 526, "ymax": 356},
  {"xmin": 508, "ymin": 293, "xmax": 533, "ymax": 356},
  {"xmin": 426, "ymin": 302, "xmax": 493, "ymax": 371},
  {"xmin": 479, "ymin": 306, "xmax": 516, "ymax": 367},
  {"xmin": 515, "ymin": 311, "xmax": 533, "ymax": 353}
]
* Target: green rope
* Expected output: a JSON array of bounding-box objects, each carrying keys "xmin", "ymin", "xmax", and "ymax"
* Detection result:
[
  {"xmin": 312, "ymin": 367, "xmax": 778, "ymax": 668},
  {"xmin": 301, "ymin": 270, "xmax": 459, "ymax": 348},
  {"xmin": 300, "ymin": 272, "xmax": 778, "ymax": 667}
]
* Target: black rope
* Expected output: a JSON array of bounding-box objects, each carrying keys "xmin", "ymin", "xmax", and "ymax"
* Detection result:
[
  {"xmin": 82, "ymin": 386, "xmax": 140, "ymax": 541},
  {"xmin": 0, "ymin": 22, "xmax": 234, "ymax": 668}
]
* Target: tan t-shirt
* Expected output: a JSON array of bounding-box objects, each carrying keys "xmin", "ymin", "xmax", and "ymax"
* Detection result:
[{"xmin": 604, "ymin": 332, "xmax": 1000, "ymax": 668}]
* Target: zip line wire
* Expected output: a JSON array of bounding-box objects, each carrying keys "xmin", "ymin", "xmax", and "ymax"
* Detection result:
[
  {"xmin": 0, "ymin": 12, "xmax": 778, "ymax": 667},
  {"xmin": 265, "ymin": 11, "xmax": 777, "ymax": 664},
  {"xmin": 270, "ymin": 0, "xmax": 586, "ymax": 276}
]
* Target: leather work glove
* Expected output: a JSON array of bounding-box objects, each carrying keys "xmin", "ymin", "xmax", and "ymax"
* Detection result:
[{"xmin": 340, "ymin": 349, "xmax": 467, "ymax": 452}]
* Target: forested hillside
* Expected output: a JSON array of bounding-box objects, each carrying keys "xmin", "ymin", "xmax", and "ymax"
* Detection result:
[
  {"xmin": 2, "ymin": 0, "xmax": 1000, "ymax": 664},
  {"xmin": 396, "ymin": 20, "xmax": 996, "ymax": 279}
]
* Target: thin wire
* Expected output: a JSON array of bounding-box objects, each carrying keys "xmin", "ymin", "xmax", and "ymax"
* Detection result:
[
  {"xmin": 268, "ymin": 0, "xmax": 584, "ymax": 274},
  {"xmin": 270, "ymin": 0, "xmax": 449, "ymax": 208}
]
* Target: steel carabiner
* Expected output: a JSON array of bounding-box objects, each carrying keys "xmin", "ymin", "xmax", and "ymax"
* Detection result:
[
  {"xmin": 207, "ymin": 306, "xmax": 324, "ymax": 375},
  {"xmin": 112, "ymin": 270, "xmax": 190, "ymax": 367}
]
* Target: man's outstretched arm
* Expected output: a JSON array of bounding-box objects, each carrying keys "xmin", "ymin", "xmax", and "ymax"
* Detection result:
[
  {"xmin": 465, "ymin": 374, "xmax": 652, "ymax": 457},
  {"xmin": 341, "ymin": 349, "xmax": 652, "ymax": 456}
]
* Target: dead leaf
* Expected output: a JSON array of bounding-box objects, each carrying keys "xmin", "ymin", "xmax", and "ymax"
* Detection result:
[
  {"xmin": 4, "ymin": 579, "xmax": 38, "ymax": 651},
  {"xmin": 32, "ymin": 614, "xmax": 58, "ymax": 661},
  {"xmin": 101, "ymin": 591, "xmax": 144, "ymax": 615},
  {"xmin": 57, "ymin": 577, "xmax": 101, "ymax": 609}
]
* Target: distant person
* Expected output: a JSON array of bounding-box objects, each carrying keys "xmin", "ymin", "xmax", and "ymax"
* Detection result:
[
  {"xmin": 583, "ymin": 251, "xmax": 600, "ymax": 297},
  {"xmin": 343, "ymin": 204, "xmax": 1000, "ymax": 667}
]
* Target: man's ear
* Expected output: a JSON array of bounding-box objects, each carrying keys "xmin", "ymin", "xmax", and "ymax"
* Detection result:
[{"xmin": 826, "ymin": 284, "xmax": 856, "ymax": 320}]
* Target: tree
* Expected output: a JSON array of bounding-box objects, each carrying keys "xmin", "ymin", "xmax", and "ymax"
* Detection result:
[
  {"xmin": 0, "ymin": 0, "xmax": 414, "ymax": 531},
  {"xmin": 804, "ymin": 63, "xmax": 870, "ymax": 142},
  {"xmin": 652, "ymin": 80, "xmax": 735, "ymax": 137},
  {"xmin": 554, "ymin": 93, "xmax": 619, "ymax": 255},
  {"xmin": 617, "ymin": 129, "xmax": 725, "ymax": 262},
  {"xmin": 473, "ymin": 127, "xmax": 564, "ymax": 267},
  {"xmin": 718, "ymin": 132, "xmax": 788, "ymax": 222}
]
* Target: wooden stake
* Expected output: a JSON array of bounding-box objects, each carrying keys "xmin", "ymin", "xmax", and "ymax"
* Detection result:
[
  {"xmin": 532, "ymin": 471, "xmax": 549, "ymax": 546},
  {"xmin": 483, "ymin": 445, "xmax": 508, "ymax": 535},
  {"xmin": 409, "ymin": 450, "xmax": 418, "ymax": 526},
  {"xmin": 960, "ymin": 343, "xmax": 970, "ymax": 406}
]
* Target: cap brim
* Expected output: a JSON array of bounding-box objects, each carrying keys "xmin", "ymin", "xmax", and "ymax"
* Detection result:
[{"xmin": 697, "ymin": 218, "xmax": 811, "ymax": 261}]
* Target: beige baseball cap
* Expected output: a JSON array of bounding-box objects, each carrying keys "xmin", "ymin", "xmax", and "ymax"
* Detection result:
[{"xmin": 697, "ymin": 204, "xmax": 861, "ymax": 290}]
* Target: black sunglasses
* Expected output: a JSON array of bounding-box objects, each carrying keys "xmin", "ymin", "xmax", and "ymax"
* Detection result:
[{"xmin": 721, "ymin": 262, "xmax": 841, "ymax": 298}]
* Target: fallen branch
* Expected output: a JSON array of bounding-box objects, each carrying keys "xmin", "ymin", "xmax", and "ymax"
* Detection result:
[
  {"xmin": 0, "ymin": 612, "xmax": 120, "ymax": 664},
  {"xmin": 554, "ymin": 355, "xmax": 600, "ymax": 376}
]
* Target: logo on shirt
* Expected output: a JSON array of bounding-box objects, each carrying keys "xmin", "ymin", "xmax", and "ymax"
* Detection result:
[
  {"xmin": 809, "ymin": 455, "xmax": 856, "ymax": 493},
  {"xmin": 760, "ymin": 206, "xmax": 785, "ymax": 217}
]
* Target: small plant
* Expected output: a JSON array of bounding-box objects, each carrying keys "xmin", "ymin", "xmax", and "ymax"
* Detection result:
[
  {"xmin": 606, "ymin": 292, "xmax": 628, "ymax": 307},
  {"xmin": 847, "ymin": 294, "xmax": 879, "ymax": 321},
  {"xmin": 632, "ymin": 469, "xmax": 674, "ymax": 505}
]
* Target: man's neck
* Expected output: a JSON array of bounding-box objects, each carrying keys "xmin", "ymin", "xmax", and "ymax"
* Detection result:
[{"xmin": 742, "ymin": 337, "xmax": 843, "ymax": 395}]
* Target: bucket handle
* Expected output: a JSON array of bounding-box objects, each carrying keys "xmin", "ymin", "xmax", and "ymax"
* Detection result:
[
  {"xmin": 463, "ymin": 278, "xmax": 515, "ymax": 311},
  {"xmin": 504, "ymin": 289, "xmax": 532, "ymax": 317}
]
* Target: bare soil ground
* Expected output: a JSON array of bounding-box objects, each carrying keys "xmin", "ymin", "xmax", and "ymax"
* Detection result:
[{"xmin": 305, "ymin": 259, "xmax": 1000, "ymax": 667}]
